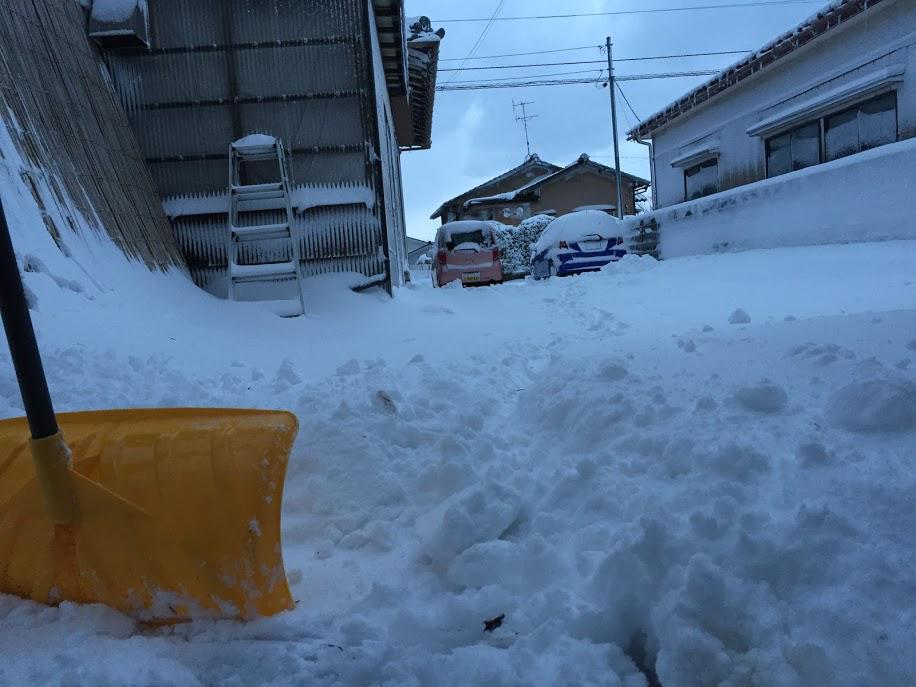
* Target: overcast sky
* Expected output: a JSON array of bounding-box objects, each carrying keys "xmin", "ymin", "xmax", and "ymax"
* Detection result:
[{"xmin": 401, "ymin": 0, "xmax": 823, "ymax": 240}]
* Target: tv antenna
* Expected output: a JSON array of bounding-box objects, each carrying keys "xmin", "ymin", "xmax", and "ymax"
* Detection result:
[{"xmin": 512, "ymin": 100, "xmax": 538, "ymax": 157}]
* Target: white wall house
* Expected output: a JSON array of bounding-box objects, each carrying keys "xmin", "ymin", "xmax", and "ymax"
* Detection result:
[{"xmin": 628, "ymin": 0, "xmax": 915, "ymax": 209}]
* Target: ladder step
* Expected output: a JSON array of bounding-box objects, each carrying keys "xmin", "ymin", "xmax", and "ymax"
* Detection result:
[
  {"xmin": 234, "ymin": 151, "xmax": 280, "ymax": 162},
  {"xmin": 231, "ymin": 222, "xmax": 291, "ymax": 241},
  {"xmin": 232, "ymin": 188, "xmax": 287, "ymax": 206},
  {"xmin": 232, "ymin": 182, "xmax": 283, "ymax": 194},
  {"xmin": 231, "ymin": 261, "xmax": 298, "ymax": 282}
]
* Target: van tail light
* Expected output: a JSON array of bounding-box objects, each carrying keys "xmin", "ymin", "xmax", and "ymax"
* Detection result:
[
  {"xmin": 492, "ymin": 247, "xmax": 500, "ymax": 261},
  {"xmin": 558, "ymin": 240, "xmax": 568, "ymax": 249},
  {"xmin": 437, "ymin": 250, "xmax": 447, "ymax": 264}
]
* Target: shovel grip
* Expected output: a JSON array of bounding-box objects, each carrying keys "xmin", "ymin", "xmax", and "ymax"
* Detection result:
[
  {"xmin": 31, "ymin": 432, "xmax": 78, "ymax": 524},
  {"xmin": 0, "ymin": 198, "xmax": 59, "ymax": 439}
]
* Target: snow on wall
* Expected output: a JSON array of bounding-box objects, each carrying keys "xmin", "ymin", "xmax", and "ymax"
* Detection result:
[
  {"xmin": 649, "ymin": 2, "xmax": 915, "ymax": 209},
  {"xmin": 162, "ymin": 183, "xmax": 376, "ymax": 218},
  {"xmin": 627, "ymin": 138, "xmax": 916, "ymax": 259},
  {"xmin": 0, "ymin": 110, "xmax": 188, "ymax": 308}
]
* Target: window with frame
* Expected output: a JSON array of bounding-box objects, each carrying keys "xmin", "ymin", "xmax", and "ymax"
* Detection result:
[
  {"xmin": 826, "ymin": 91, "xmax": 897, "ymax": 161},
  {"xmin": 764, "ymin": 92, "xmax": 898, "ymax": 178},
  {"xmin": 766, "ymin": 122, "xmax": 820, "ymax": 177},
  {"xmin": 684, "ymin": 158, "xmax": 719, "ymax": 200}
]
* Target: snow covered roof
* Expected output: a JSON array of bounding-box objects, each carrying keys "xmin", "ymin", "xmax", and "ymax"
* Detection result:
[
  {"xmin": 627, "ymin": 0, "xmax": 889, "ymax": 140},
  {"xmin": 430, "ymin": 154, "xmax": 562, "ymax": 219},
  {"xmin": 462, "ymin": 154, "xmax": 650, "ymax": 210},
  {"xmin": 402, "ymin": 16, "xmax": 446, "ymax": 150}
]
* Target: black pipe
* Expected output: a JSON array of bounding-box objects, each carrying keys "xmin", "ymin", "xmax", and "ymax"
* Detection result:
[{"xmin": 0, "ymin": 198, "xmax": 59, "ymax": 439}]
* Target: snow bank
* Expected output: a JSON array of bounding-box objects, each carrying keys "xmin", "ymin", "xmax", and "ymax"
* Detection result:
[
  {"xmin": 628, "ymin": 138, "xmax": 916, "ymax": 259},
  {"xmin": 827, "ymin": 379, "xmax": 916, "ymax": 433},
  {"xmin": 1, "ymin": 232, "xmax": 915, "ymax": 685}
]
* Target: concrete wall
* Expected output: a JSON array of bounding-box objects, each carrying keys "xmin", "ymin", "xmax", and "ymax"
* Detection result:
[
  {"xmin": 0, "ymin": 0, "xmax": 182, "ymax": 269},
  {"xmin": 650, "ymin": 2, "xmax": 916, "ymax": 208},
  {"xmin": 624, "ymin": 137, "xmax": 916, "ymax": 259}
]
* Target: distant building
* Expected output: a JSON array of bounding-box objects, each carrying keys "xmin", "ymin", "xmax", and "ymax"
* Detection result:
[
  {"xmin": 627, "ymin": 0, "xmax": 913, "ymax": 209},
  {"xmin": 430, "ymin": 154, "xmax": 649, "ymax": 226},
  {"xmin": 90, "ymin": 1, "xmax": 444, "ymax": 295},
  {"xmin": 406, "ymin": 236, "xmax": 433, "ymax": 266}
]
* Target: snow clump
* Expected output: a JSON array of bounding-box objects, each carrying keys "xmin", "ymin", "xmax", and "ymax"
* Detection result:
[
  {"xmin": 728, "ymin": 308, "xmax": 752, "ymax": 324},
  {"xmin": 827, "ymin": 379, "xmax": 916, "ymax": 433}
]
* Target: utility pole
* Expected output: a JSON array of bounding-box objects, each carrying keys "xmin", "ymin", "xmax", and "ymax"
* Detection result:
[
  {"xmin": 513, "ymin": 100, "xmax": 538, "ymax": 158},
  {"xmin": 606, "ymin": 36, "xmax": 624, "ymax": 219}
]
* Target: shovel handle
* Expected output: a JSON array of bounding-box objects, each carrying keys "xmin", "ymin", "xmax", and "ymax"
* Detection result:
[{"xmin": 0, "ymin": 198, "xmax": 59, "ymax": 440}]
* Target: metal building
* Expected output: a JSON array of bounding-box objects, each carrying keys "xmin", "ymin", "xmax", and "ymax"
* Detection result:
[{"xmin": 89, "ymin": 0, "xmax": 444, "ymax": 295}]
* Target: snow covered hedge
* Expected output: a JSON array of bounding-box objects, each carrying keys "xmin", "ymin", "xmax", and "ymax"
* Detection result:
[{"xmin": 492, "ymin": 214, "xmax": 554, "ymax": 277}]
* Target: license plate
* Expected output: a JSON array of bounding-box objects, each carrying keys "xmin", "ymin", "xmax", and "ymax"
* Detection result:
[
  {"xmin": 461, "ymin": 272, "xmax": 481, "ymax": 283},
  {"xmin": 579, "ymin": 240, "xmax": 605, "ymax": 252}
]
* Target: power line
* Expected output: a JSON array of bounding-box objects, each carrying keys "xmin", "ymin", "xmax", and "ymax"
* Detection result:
[
  {"xmin": 441, "ymin": 60, "xmax": 606, "ymax": 73},
  {"xmin": 444, "ymin": 68, "xmax": 608, "ymax": 85},
  {"xmin": 439, "ymin": 78, "xmax": 605, "ymax": 91},
  {"xmin": 439, "ymin": 50, "xmax": 752, "ymax": 73},
  {"xmin": 439, "ymin": 45, "xmax": 601, "ymax": 62},
  {"xmin": 437, "ymin": 70, "xmax": 721, "ymax": 91},
  {"xmin": 433, "ymin": 1, "xmax": 820, "ymax": 23},
  {"xmin": 616, "ymin": 83, "xmax": 641, "ymax": 122},
  {"xmin": 441, "ymin": 0, "xmax": 506, "ymax": 85},
  {"xmin": 618, "ymin": 49, "xmax": 752, "ymax": 63}
]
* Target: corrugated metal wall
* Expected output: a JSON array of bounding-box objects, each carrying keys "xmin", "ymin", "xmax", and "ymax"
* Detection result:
[
  {"xmin": 0, "ymin": 0, "xmax": 183, "ymax": 269},
  {"xmin": 102, "ymin": 0, "xmax": 402, "ymax": 294}
]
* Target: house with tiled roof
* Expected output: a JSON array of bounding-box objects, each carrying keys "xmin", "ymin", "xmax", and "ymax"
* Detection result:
[
  {"xmin": 628, "ymin": 0, "xmax": 914, "ymax": 209},
  {"xmin": 431, "ymin": 154, "xmax": 648, "ymax": 226}
]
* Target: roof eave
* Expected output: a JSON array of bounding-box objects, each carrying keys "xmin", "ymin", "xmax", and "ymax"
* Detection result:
[
  {"xmin": 626, "ymin": 0, "xmax": 887, "ymax": 141},
  {"xmin": 373, "ymin": 0, "xmax": 409, "ymax": 99}
]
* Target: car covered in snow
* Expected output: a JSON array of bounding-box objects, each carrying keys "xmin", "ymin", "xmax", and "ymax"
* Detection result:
[
  {"xmin": 530, "ymin": 210, "xmax": 626, "ymax": 279},
  {"xmin": 432, "ymin": 220, "xmax": 504, "ymax": 288}
]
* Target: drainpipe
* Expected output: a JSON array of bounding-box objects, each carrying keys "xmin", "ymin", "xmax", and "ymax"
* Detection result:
[{"xmin": 635, "ymin": 137, "xmax": 656, "ymax": 209}]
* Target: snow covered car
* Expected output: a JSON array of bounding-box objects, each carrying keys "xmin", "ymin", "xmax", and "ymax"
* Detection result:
[
  {"xmin": 432, "ymin": 220, "xmax": 504, "ymax": 288},
  {"xmin": 530, "ymin": 210, "xmax": 626, "ymax": 279}
]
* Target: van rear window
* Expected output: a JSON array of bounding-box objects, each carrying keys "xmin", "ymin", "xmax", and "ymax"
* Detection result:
[{"xmin": 447, "ymin": 230, "xmax": 487, "ymax": 249}]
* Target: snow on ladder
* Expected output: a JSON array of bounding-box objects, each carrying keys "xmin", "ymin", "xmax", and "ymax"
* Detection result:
[{"xmin": 227, "ymin": 134, "xmax": 305, "ymax": 316}]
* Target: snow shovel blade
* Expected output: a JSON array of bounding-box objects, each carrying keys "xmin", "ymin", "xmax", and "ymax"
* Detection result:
[{"xmin": 0, "ymin": 408, "xmax": 297, "ymax": 621}]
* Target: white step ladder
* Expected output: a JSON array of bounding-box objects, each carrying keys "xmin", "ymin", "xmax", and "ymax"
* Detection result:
[{"xmin": 227, "ymin": 134, "xmax": 305, "ymax": 316}]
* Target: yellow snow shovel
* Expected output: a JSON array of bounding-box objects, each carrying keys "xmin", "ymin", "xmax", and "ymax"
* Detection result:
[{"xmin": 0, "ymin": 200, "xmax": 297, "ymax": 621}]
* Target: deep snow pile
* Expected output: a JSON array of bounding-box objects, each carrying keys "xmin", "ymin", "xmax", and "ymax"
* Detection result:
[{"xmin": 1, "ymin": 211, "xmax": 916, "ymax": 683}]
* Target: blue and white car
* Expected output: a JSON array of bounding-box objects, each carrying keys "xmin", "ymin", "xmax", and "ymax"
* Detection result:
[{"xmin": 530, "ymin": 210, "xmax": 626, "ymax": 279}]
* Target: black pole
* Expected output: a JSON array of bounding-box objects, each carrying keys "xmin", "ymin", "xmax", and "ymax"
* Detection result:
[{"xmin": 0, "ymin": 198, "xmax": 59, "ymax": 439}]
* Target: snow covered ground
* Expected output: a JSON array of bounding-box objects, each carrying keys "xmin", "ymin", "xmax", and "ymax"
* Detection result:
[{"xmin": 2, "ymin": 233, "xmax": 916, "ymax": 685}]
